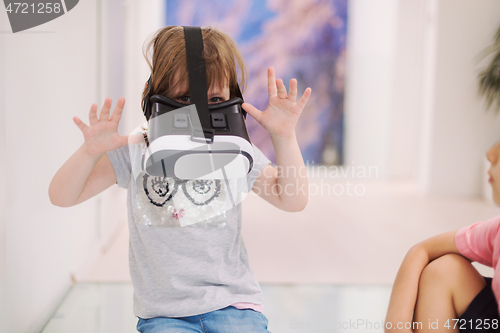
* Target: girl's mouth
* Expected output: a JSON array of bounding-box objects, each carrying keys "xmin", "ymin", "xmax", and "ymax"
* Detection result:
[{"xmin": 488, "ymin": 170, "xmax": 493, "ymax": 183}]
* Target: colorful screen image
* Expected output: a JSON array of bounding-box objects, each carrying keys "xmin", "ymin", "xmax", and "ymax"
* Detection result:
[{"xmin": 166, "ymin": 0, "xmax": 347, "ymax": 165}]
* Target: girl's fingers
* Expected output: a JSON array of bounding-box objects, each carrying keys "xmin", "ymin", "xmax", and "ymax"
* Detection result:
[
  {"xmin": 297, "ymin": 87, "xmax": 312, "ymax": 110},
  {"xmin": 88, "ymin": 103, "xmax": 98, "ymax": 125},
  {"xmin": 276, "ymin": 79, "xmax": 287, "ymax": 99},
  {"xmin": 267, "ymin": 67, "xmax": 277, "ymax": 97},
  {"xmin": 110, "ymin": 97, "xmax": 126, "ymax": 124},
  {"xmin": 99, "ymin": 98, "xmax": 112, "ymax": 120},
  {"xmin": 73, "ymin": 116, "xmax": 88, "ymax": 133},
  {"xmin": 289, "ymin": 79, "xmax": 298, "ymax": 103},
  {"xmin": 242, "ymin": 102, "xmax": 262, "ymax": 123}
]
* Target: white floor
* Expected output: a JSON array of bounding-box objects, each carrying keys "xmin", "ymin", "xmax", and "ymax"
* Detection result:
[
  {"xmin": 41, "ymin": 283, "xmax": 392, "ymax": 333},
  {"xmin": 42, "ymin": 178, "xmax": 500, "ymax": 332}
]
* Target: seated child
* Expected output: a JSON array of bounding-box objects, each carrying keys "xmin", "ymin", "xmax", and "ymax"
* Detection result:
[
  {"xmin": 49, "ymin": 26, "xmax": 311, "ymax": 332},
  {"xmin": 385, "ymin": 142, "xmax": 500, "ymax": 332}
]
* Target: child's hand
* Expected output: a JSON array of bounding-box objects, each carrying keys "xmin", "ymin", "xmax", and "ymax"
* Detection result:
[
  {"xmin": 242, "ymin": 67, "xmax": 311, "ymax": 139},
  {"xmin": 73, "ymin": 97, "xmax": 130, "ymax": 156}
]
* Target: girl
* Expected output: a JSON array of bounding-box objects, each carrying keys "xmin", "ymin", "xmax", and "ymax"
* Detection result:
[
  {"xmin": 49, "ymin": 26, "xmax": 311, "ymax": 332},
  {"xmin": 385, "ymin": 141, "xmax": 500, "ymax": 332}
]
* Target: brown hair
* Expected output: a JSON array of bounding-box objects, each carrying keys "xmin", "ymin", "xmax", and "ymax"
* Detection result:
[{"xmin": 142, "ymin": 26, "xmax": 247, "ymax": 106}]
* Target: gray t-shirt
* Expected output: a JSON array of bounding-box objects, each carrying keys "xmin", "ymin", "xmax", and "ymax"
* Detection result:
[{"xmin": 107, "ymin": 141, "xmax": 271, "ymax": 318}]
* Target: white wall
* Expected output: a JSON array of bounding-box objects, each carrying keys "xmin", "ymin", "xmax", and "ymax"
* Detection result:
[
  {"xmin": 345, "ymin": 0, "xmax": 399, "ymax": 180},
  {"xmin": 0, "ymin": 11, "xmax": 8, "ymax": 331},
  {"xmin": 419, "ymin": 0, "xmax": 500, "ymax": 196},
  {"xmin": 345, "ymin": 0, "xmax": 423, "ymax": 180},
  {"xmin": 3, "ymin": 1, "xmax": 102, "ymax": 332},
  {"xmin": 1, "ymin": 1, "xmax": 164, "ymax": 331},
  {"xmin": 346, "ymin": 0, "xmax": 500, "ymax": 197},
  {"xmin": 388, "ymin": 0, "xmax": 425, "ymax": 179}
]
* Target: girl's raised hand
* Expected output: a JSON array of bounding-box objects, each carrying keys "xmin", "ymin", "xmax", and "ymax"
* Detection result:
[
  {"xmin": 242, "ymin": 67, "xmax": 311, "ymax": 139},
  {"xmin": 73, "ymin": 97, "xmax": 129, "ymax": 156}
]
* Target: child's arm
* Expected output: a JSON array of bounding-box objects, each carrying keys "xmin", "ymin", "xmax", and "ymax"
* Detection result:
[
  {"xmin": 242, "ymin": 67, "xmax": 311, "ymax": 212},
  {"xmin": 49, "ymin": 98, "xmax": 128, "ymax": 207},
  {"xmin": 384, "ymin": 230, "xmax": 460, "ymax": 332}
]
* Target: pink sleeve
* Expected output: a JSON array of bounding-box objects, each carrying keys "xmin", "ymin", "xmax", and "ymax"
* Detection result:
[
  {"xmin": 454, "ymin": 216, "xmax": 500, "ymax": 267},
  {"xmin": 455, "ymin": 216, "xmax": 500, "ymax": 315}
]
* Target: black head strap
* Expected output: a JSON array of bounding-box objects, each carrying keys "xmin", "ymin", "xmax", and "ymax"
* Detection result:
[{"xmin": 183, "ymin": 26, "xmax": 214, "ymax": 142}]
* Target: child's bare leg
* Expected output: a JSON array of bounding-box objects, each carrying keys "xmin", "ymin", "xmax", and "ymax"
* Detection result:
[{"xmin": 413, "ymin": 254, "xmax": 486, "ymax": 332}]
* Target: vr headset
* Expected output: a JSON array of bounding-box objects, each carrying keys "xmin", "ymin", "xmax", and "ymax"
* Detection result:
[{"xmin": 142, "ymin": 26, "xmax": 254, "ymax": 180}]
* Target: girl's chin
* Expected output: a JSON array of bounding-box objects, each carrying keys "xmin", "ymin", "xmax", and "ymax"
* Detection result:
[{"xmin": 493, "ymin": 194, "xmax": 500, "ymax": 206}]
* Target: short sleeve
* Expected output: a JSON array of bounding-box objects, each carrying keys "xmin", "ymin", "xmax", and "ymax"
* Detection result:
[
  {"xmin": 245, "ymin": 144, "xmax": 271, "ymax": 191},
  {"xmin": 106, "ymin": 145, "xmax": 132, "ymax": 188},
  {"xmin": 455, "ymin": 216, "xmax": 500, "ymax": 267},
  {"xmin": 455, "ymin": 215, "xmax": 500, "ymax": 316}
]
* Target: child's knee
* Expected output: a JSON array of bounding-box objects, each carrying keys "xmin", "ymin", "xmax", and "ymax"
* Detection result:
[
  {"xmin": 419, "ymin": 254, "xmax": 486, "ymax": 315},
  {"xmin": 421, "ymin": 254, "xmax": 471, "ymax": 285}
]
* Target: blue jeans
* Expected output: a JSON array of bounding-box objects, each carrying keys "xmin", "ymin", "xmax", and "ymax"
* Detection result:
[{"xmin": 136, "ymin": 306, "xmax": 270, "ymax": 333}]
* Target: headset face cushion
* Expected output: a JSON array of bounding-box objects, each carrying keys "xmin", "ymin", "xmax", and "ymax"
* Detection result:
[{"xmin": 149, "ymin": 95, "xmax": 243, "ymax": 113}]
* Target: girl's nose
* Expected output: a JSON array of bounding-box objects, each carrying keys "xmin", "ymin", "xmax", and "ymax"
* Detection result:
[{"xmin": 487, "ymin": 141, "xmax": 500, "ymax": 164}]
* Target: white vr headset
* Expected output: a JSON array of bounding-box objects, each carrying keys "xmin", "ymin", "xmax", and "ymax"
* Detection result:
[{"xmin": 141, "ymin": 26, "xmax": 254, "ymax": 180}]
